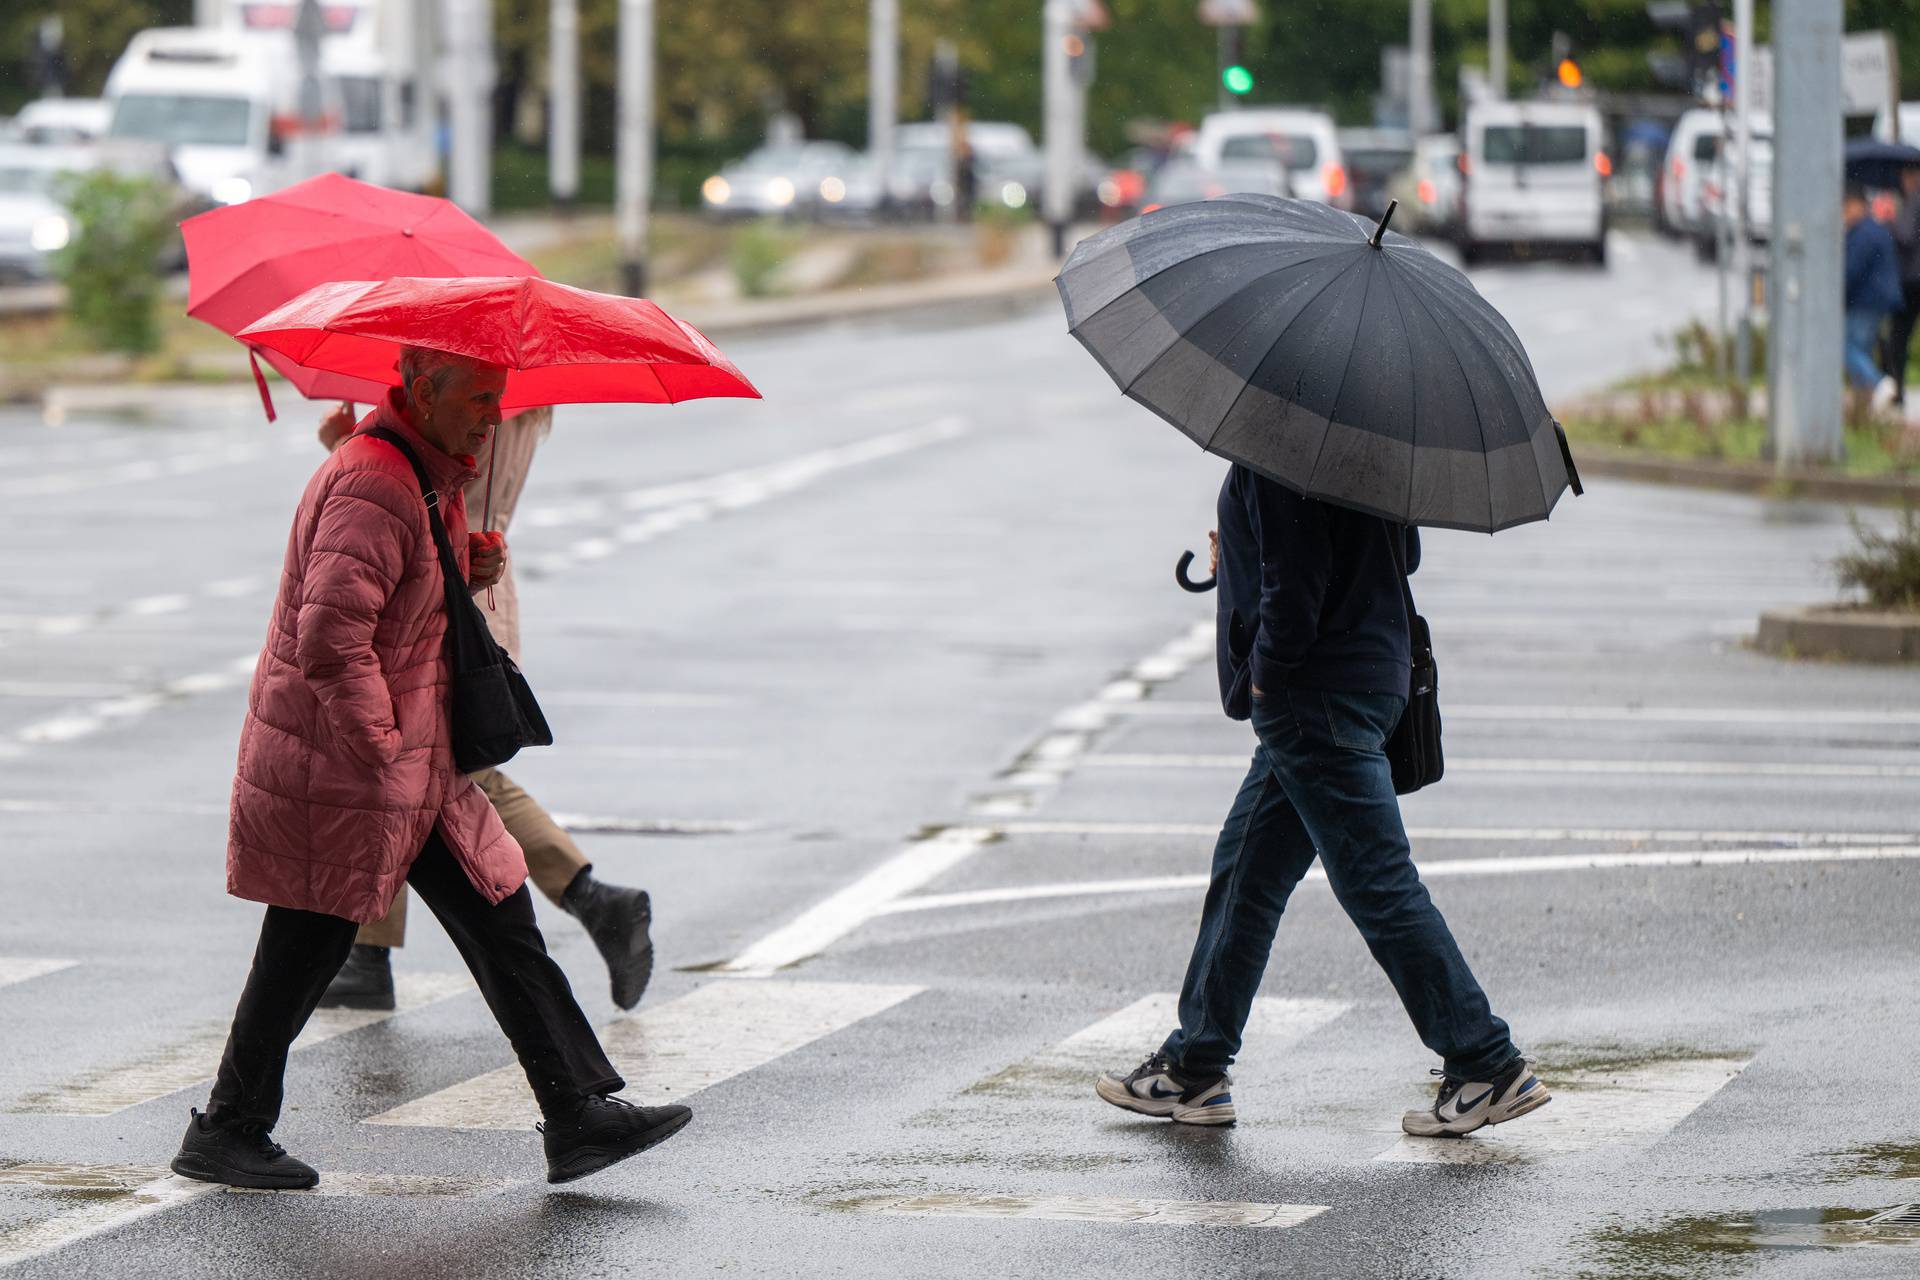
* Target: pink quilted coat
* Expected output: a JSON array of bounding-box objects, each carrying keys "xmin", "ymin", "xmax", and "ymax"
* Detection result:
[{"xmin": 227, "ymin": 390, "xmax": 526, "ymax": 923}]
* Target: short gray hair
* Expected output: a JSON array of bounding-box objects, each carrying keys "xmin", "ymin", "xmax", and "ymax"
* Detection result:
[{"xmin": 398, "ymin": 346, "xmax": 489, "ymax": 406}]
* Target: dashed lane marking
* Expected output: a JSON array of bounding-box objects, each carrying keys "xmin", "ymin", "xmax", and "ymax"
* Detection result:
[
  {"xmin": 11, "ymin": 973, "xmax": 471, "ymax": 1117},
  {"xmin": 8, "ymin": 654, "xmax": 258, "ymax": 751},
  {"xmin": 874, "ymin": 846, "xmax": 1920, "ymax": 916},
  {"xmin": 1075, "ymin": 755, "xmax": 1920, "ymax": 779},
  {"xmin": 835, "ymin": 1192, "xmax": 1330, "ymax": 1229},
  {"xmin": 988, "ymin": 822, "xmax": 1920, "ymax": 846},
  {"xmin": 365, "ymin": 979, "xmax": 922, "ymax": 1130},
  {"xmin": 1102, "ymin": 701, "xmax": 1920, "ymax": 726},
  {"xmin": 0, "ymin": 959, "xmax": 77, "ymax": 990},
  {"xmin": 1375, "ymin": 1056, "xmax": 1750, "ymax": 1164}
]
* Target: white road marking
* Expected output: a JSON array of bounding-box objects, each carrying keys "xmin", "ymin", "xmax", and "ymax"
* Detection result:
[
  {"xmin": 367, "ymin": 979, "xmax": 921, "ymax": 1130},
  {"xmin": 0, "ymin": 1168, "xmax": 215, "ymax": 1269},
  {"xmin": 1375, "ymin": 1056, "xmax": 1749, "ymax": 1164},
  {"xmin": 10, "ymin": 654, "xmax": 257, "ymax": 750},
  {"xmin": 837, "ymin": 1192, "xmax": 1329, "ymax": 1229},
  {"xmin": 991, "ymin": 821, "xmax": 1919, "ymax": 846},
  {"xmin": 540, "ymin": 745, "xmax": 744, "ymax": 762},
  {"xmin": 0, "ymin": 681, "xmax": 137, "ymax": 699},
  {"xmin": 548, "ymin": 814, "xmax": 755, "ymax": 836},
  {"xmin": 1076, "ymin": 754, "xmax": 1920, "ymax": 779},
  {"xmin": 1105, "ymin": 701, "xmax": 1920, "ymax": 726},
  {"xmin": 0, "ymin": 958, "xmax": 77, "ymax": 989},
  {"xmin": 539, "ymin": 690, "xmax": 740, "ymax": 709},
  {"xmin": 718, "ymin": 828, "xmax": 994, "ymax": 975},
  {"xmin": 12, "ymin": 973, "xmax": 471, "ymax": 1116},
  {"xmin": 875, "ymin": 845, "xmax": 1920, "ymax": 916}
]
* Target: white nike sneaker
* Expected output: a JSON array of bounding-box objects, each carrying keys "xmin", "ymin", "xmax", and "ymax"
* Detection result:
[
  {"xmin": 1401, "ymin": 1058, "xmax": 1550, "ymax": 1138},
  {"xmin": 1095, "ymin": 1052, "xmax": 1236, "ymax": 1126}
]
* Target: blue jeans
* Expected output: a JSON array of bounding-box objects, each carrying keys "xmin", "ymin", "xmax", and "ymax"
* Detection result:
[
  {"xmin": 1160, "ymin": 688, "xmax": 1518, "ymax": 1081},
  {"xmin": 1846, "ymin": 309, "xmax": 1887, "ymax": 390}
]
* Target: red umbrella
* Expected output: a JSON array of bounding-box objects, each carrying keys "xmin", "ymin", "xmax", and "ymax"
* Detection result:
[
  {"xmin": 182, "ymin": 173, "xmax": 540, "ymax": 417},
  {"xmin": 238, "ymin": 275, "xmax": 759, "ymax": 409}
]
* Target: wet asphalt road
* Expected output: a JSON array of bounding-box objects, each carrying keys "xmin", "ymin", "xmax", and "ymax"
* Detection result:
[{"xmin": 3, "ymin": 231, "xmax": 1919, "ymax": 1278}]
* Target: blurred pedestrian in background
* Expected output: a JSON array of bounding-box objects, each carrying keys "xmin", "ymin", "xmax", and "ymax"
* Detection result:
[
  {"xmin": 314, "ymin": 400, "xmax": 656, "ymax": 1014},
  {"xmin": 1880, "ymin": 168, "xmax": 1920, "ymax": 409},
  {"xmin": 173, "ymin": 350, "xmax": 689, "ymax": 1190},
  {"xmin": 1844, "ymin": 184, "xmax": 1903, "ymax": 416}
]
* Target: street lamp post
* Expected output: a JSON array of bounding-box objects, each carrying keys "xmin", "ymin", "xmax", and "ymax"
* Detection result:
[
  {"xmin": 550, "ymin": 0, "xmax": 581, "ymax": 208},
  {"xmin": 1489, "ymin": 0, "xmax": 1507, "ymax": 100},
  {"xmin": 616, "ymin": 0, "xmax": 655, "ymax": 296},
  {"xmin": 870, "ymin": 0, "xmax": 898, "ymax": 217},
  {"xmin": 1043, "ymin": 0, "xmax": 1075, "ymax": 257},
  {"xmin": 1409, "ymin": 0, "xmax": 1433, "ymax": 135},
  {"xmin": 444, "ymin": 0, "xmax": 493, "ymax": 216}
]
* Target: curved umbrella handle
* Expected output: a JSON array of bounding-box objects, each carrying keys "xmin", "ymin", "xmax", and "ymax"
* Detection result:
[{"xmin": 1175, "ymin": 550, "xmax": 1217, "ymax": 593}]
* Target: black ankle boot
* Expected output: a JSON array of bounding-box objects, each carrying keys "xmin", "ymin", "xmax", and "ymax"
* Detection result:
[
  {"xmin": 316, "ymin": 944, "xmax": 394, "ymax": 1011},
  {"xmin": 540, "ymin": 1094, "xmax": 691, "ymax": 1184},
  {"xmin": 562, "ymin": 875, "xmax": 653, "ymax": 1011},
  {"xmin": 171, "ymin": 1108, "xmax": 319, "ymax": 1189}
]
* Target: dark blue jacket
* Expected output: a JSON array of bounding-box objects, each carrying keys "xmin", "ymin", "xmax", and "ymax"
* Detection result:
[
  {"xmin": 1846, "ymin": 217, "xmax": 1904, "ymax": 315},
  {"xmin": 1214, "ymin": 464, "xmax": 1417, "ymax": 720}
]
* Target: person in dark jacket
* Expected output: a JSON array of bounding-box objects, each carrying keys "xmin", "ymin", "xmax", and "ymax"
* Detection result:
[
  {"xmin": 1880, "ymin": 169, "xmax": 1920, "ymax": 406},
  {"xmin": 1845, "ymin": 185, "xmax": 1904, "ymax": 407},
  {"xmin": 1096, "ymin": 464, "xmax": 1549, "ymax": 1138}
]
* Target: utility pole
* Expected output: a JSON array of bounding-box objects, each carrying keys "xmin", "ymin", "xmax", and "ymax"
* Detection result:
[
  {"xmin": 1729, "ymin": 0, "xmax": 1754, "ymax": 381},
  {"xmin": 292, "ymin": 0, "xmax": 326, "ymax": 181},
  {"xmin": 869, "ymin": 0, "xmax": 898, "ymax": 217},
  {"xmin": 549, "ymin": 0, "xmax": 580, "ymax": 208},
  {"xmin": 1767, "ymin": 0, "xmax": 1843, "ymax": 466},
  {"xmin": 411, "ymin": 0, "xmax": 440, "ymax": 192},
  {"xmin": 1043, "ymin": 0, "xmax": 1075, "ymax": 257},
  {"xmin": 616, "ymin": 0, "xmax": 655, "ymax": 296},
  {"xmin": 1488, "ymin": 0, "xmax": 1508, "ymax": 100},
  {"xmin": 1408, "ymin": 0, "xmax": 1433, "ymax": 134},
  {"xmin": 444, "ymin": 0, "xmax": 493, "ymax": 215}
]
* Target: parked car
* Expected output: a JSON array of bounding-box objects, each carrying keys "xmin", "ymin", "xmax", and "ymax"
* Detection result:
[
  {"xmin": 9, "ymin": 98, "xmax": 112, "ymax": 146},
  {"xmin": 1141, "ymin": 158, "xmax": 1290, "ymax": 212},
  {"xmin": 701, "ymin": 141, "xmax": 857, "ymax": 219},
  {"xmin": 1338, "ymin": 127, "xmax": 1414, "ymax": 221},
  {"xmin": 1658, "ymin": 108, "xmax": 1724, "ymax": 239},
  {"xmin": 1695, "ymin": 132, "xmax": 1773, "ymax": 260},
  {"xmin": 0, "ymin": 140, "xmax": 182, "ymax": 279},
  {"xmin": 1460, "ymin": 99, "xmax": 1608, "ymax": 265},
  {"xmin": 1193, "ymin": 108, "xmax": 1348, "ymax": 209},
  {"xmin": 1391, "ymin": 133, "xmax": 1463, "ymax": 239}
]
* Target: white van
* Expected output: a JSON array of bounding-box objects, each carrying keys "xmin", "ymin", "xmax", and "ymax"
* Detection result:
[
  {"xmin": 1193, "ymin": 109, "xmax": 1350, "ymax": 209},
  {"xmin": 103, "ymin": 27, "xmax": 309, "ymax": 205},
  {"xmin": 1659, "ymin": 107, "xmax": 1723, "ymax": 238},
  {"xmin": 1460, "ymin": 100, "xmax": 1606, "ymax": 265}
]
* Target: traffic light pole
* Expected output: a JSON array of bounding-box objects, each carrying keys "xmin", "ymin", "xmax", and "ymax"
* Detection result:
[
  {"xmin": 549, "ymin": 0, "xmax": 581, "ymax": 208},
  {"xmin": 616, "ymin": 0, "xmax": 654, "ymax": 296},
  {"xmin": 1409, "ymin": 0, "xmax": 1433, "ymax": 134},
  {"xmin": 1729, "ymin": 0, "xmax": 1753, "ymax": 381},
  {"xmin": 1043, "ymin": 0, "xmax": 1075, "ymax": 257},
  {"xmin": 1488, "ymin": 0, "xmax": 1507, "ymax": 99},
  {"xmin": 869, "ymin": 0, "xmax": 898, "ymax": 218}
]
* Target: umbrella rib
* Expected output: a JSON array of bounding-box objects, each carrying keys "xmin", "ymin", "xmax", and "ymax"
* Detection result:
[
  {"xmin": 1194, "ymin": 260, "xmax": 1360, "ymax": 455},
  {"xmin": 1297, "ymin": 258, "xmax": 1375, "ymax": 500},
  {"xmin": 1376, "ymin": 256, "xmax": 1421, "ymax": 524},
  {"xmin": 1393, "ymin": 263, "xmax": 1499, "ymax": 531},
  {"xmin": 1078, "ymin": 237, "xmax": 1355, "ymax": 341}
]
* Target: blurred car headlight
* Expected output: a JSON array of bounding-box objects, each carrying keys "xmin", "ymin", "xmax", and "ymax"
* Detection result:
[
  {"xmin": 819, "ymin": 176, "xmax": 847, "ymax": 204},
  {"xmin": 1000, "ymin": 181, "xmax": 1027, "ymax": 209},
  {"xmin": 1097, "ymin": 178, "xmax": 1123, "ymax": 207},
  {"xmin": 212, "ymin": 176, "xmax": 253, "ymax": 206},
  {"xmin": 702, "ymin": 175, "xmax": 731, "ymax": 205},
  {"xmin": 930, "ymin": 179, "xmax": 955, "ymax": 207},
  {"xmin": 766, "ymin": 177, "xmax": 796, "ymax": 208},
  {"xmin": 29, "ymin": 214, "xmax": 71, "ymax": 254}
]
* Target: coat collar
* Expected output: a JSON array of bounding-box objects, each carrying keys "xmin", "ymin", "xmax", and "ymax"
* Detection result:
[{"xmin": 358, "ymin": 388, "xmax": 480, "ymax": 495}]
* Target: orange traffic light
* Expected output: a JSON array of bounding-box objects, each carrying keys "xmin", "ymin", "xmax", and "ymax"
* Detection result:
[{"xmin": 1557, "ymin": 58, "xmax": 1582, "ymax": 89}]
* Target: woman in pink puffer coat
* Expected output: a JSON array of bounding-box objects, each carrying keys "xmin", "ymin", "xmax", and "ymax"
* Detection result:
[{"xmin": 172, "ymin": 348, "xmax": 691, "ymax": 1194}]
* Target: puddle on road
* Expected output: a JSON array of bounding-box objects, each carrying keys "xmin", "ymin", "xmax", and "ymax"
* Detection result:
[
  {"xmin": 1823, "ymin": 1139, "xmax": 1920, "ymax": 1183},
  {"xmin": 1528, "ymin": 1042, "xmax": 1752, "ymax": 1081},
  {"xmin": 1584, "ymin": 1206, "xmax": 1920, "ymax": 1277}
]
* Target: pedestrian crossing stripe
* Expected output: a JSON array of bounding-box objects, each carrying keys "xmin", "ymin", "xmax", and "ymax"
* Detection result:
[
  {"xmin": 1373, "ymin": 1055, "xmax": 1750, "ymax": 1164},
  {"xmin": 834, "ymin": 1192, "xmax": 1329, "ymax": 1229},
  {"xmin": 0, "ymin": 958, "xmax": 76, "ymax": 990},
  {"xmin": 11, "ymin": 973, "xmax": 472, "ymax": 1117},
  {"xmin": 366, "ymin": 979, "xmax": 923, "ymax": 1130}
]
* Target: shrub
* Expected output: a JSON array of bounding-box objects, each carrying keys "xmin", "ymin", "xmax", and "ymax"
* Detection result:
[
  {"xmin": 729, "ymin": 220, "xmax": 793, "ymax": 298},
  {"xmin": 52, "ymin": 171, "xmax": 176, "ymax": 354},
  {"xmin": 1835, "ymin": 507, "xmax": 1920, "ymax": 610}
]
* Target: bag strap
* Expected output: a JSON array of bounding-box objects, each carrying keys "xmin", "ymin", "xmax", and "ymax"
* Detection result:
[{"xmin": 362, "ymin": 426, "xmax": 468, "ymax": 606}]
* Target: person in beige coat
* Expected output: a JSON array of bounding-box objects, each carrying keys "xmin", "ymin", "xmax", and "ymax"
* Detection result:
[{"xmin": 312, "ymin": 401, "xmax": 655, "ymax": 1012}]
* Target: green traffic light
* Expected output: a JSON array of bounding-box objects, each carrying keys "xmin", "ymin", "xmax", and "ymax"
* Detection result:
[{"xmin": 1223, "ymin": 65, "xmax": 1254, "ymax": 95}]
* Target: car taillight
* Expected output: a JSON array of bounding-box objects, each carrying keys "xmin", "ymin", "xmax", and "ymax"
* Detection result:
[
  {"xmin": 1456, "ymin": 154, "xmax": 1470, "ymax": 176},
  {"xmin": 1672, "ymin": 158, "xmax": 1685, "ymax": 182},
  {"xmin": 1323, "ymin": 164, "xmax": 1347, "ymax": 199},
  {"xmin": 1417, "ymin": 179, "xmax": 1436, "ymax": 205},
  {"xmin": 1594, "ymin": 152, "xmax": 1613, "ymax": 177}
]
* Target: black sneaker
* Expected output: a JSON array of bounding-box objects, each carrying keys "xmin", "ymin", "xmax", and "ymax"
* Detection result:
[
  {"xmin": 170, "ymin": 1109, "xmax": 319, "ymax": 1189},
  {"xmin": 1402, "ymin": 1057, "xmax": 1551, "ymax": 1138},
  {"xmin": 540, "ymin": 1094, "xmax": 692, "ymax": 1184},
  {"xmin": 1094, "ymin": 1051, "xmax": 1236, "ymax": 1126},
  {"xmin": 563, "ymin": 878, "xmax": 654, "ymax": 1011},
  {"xmin": 316, "ymin": 944, "xmax": 394, "ymax": 1011}
]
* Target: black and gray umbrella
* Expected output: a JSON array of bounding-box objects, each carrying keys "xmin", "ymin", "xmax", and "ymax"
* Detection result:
[{"xmin": 1056, "ymin": 194, "xmax": 1581, "ymax": 534}]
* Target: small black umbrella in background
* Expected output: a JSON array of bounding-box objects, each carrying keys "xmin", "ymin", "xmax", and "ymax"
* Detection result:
[
  {"xmin": 1055, "ymin": 195, "xmax": 1581, "ymax": 581},
  {"xmin": 1844, "ymin": 139, "xmax": 1920, "ymax": 191}
]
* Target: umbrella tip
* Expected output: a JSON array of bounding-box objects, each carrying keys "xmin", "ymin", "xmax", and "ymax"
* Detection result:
[{"xmin": 1369, "ymin": 200, "xmax": 1398, "ymax": 248}]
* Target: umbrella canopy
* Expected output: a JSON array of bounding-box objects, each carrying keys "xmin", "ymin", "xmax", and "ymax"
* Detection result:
[
  {"xmin": 1055, "ymin": 195, "xmax": 1579, "ymax": 532},
  {"xmin": 1844, "ymin": 139, "xmax": 1920, "ymax": 190},
  {"xmin": 238, "ymin": 275, "xmax": 759, "ymax": 409},
  {"xmin": 183, "ymin": 173, "xmax": 541, "ymax": 408}
]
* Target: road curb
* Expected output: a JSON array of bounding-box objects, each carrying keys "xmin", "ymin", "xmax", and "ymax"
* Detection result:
[
  {"xmin": 1755, "ymin": 606, "xmax": 1920, "ymax": 664},
  {"xmin": 1575, "ymin": 445, "xmax": 1920, "ymax": 506}
]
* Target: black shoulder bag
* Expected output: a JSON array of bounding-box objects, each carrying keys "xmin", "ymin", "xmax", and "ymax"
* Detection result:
[
  {"xmin": 1385, "ymin": 528, "xmax": 1443, "ymax": 795},
  {"xmin": 365, "ymin": 427, "xmax": 553, "ymax": 773}
]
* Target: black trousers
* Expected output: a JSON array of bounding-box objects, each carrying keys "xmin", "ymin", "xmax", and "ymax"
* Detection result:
[
  {"xmin": 1883, "ymin": 282, "xmax": 1920, "ymax": 402},
  {"xmin": 207, "ymin": 829, "xmax": 624, "ymax": 1128}
]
